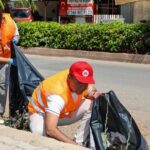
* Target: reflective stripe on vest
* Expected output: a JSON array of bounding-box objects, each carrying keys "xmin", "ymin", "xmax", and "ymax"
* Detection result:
[
  {"xmin": 37, "ymin": 86, "xmax": 45, "ymax": 108},
  {"xmin": 30, "ymin": 85, "xmax": 46, "ymax": 113},
  {"xmin": 29, "ymin": 97, "xmax": 44, "ymax": 114}
]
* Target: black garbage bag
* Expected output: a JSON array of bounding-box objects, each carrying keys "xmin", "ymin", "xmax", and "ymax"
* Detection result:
[
  {"xmin": 8, "ymin": 43, "xmax": 44, "ymax": 130},
  {"xmin": 89, "ymin": 90, "xmax": 148, "ymax": 150}
]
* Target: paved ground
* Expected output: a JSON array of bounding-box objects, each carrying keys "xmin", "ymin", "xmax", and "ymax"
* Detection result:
[{"xmin": 0, "ymin": 125, "xmax": 87, "ymax": 150}]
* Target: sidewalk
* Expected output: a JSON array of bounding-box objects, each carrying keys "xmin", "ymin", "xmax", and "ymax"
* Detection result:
[
  {"xmin": 0, "ymin": 125, "xmax": 87, "ymax": 150},
  {"xmin": 21, "ymin": 47, "xmax": 150, "ymax": 64}
]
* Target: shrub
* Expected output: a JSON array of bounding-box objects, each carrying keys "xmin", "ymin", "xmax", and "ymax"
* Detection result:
[{"xmin": 17, "ymin": 22, "xmax": 150, "ymax": 54}]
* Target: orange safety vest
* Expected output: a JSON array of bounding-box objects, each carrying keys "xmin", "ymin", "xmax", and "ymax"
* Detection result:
[
  {"xmin": 0, "ymin": 13, "xmax": 15, "ymax": 58},
  {"xmin": 28, "ymin": 70, "xmax": 88, "ymax": 118}
]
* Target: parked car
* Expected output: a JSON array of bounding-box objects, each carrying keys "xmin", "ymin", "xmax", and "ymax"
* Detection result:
[{"xmin": 11, "ymin": 7, "xmax": 34, "ymax": 22}]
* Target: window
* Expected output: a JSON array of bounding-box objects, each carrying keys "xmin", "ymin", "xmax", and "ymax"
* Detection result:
[
  {"xmin": 12, "ymin": 10, "xmax": 31, "ymax": 18},
  {"xmin": 97, "ymin": 0, "xmax": 120, "ymax": 14}
]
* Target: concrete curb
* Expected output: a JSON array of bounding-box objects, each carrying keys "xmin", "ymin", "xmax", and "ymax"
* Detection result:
[{"xmin": 21, "ymin": 47, "xmax": 150, "ymax": 64}]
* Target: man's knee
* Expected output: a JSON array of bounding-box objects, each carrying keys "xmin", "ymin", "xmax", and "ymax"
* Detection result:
[
  {"xmin": 30, "ymin": 125, "xmax": 44, "ymax": 136},
  {"xmin": 29, "ymin": 113, "xmax": 45, "ymax": 136}
]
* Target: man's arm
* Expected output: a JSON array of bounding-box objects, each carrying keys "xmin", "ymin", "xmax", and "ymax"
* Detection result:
[
  {"xmin": 0, "ymin": 57, "xmax": 10, "ymax": 64},
  {"xmin": 45, "ymin": 112, "xmax": 77, "ymax": 145},
  {"xmin": 0, "ymin": 57, "xmax": 16, "ymax": 65}
]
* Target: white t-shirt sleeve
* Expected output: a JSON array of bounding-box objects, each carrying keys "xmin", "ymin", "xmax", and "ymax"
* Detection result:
[
  {"xmin": 13, "ymin": 21, "xmax": 19, "ymax": 36},
  {"xmin": 45, "ymin": 94, "xmax": 65, "ymax": 116}
]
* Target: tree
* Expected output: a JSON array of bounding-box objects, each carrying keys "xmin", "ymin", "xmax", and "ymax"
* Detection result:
[
  {"xmin": 0, "ymin": 0, "xmax": 51, "ymax": 21},
  {"xmin": 0, "ymin": 0, "xmax": 37, "ymax": 12},
  {"xmin": 40, "ymin": 0, "xmax": 50, "ymax": 21},
  {"xmin": 26, "ymin": 0, "xmax": 51, "ymax": 21},
  {"xmin": 18, "ymin": 0, "xmax": 51, "ymax": 21},
  {"xmin": 16, "ymin": 0, "xmax": 37, "ymax": 12},
  {"xmin": 23, "ymin": 0, "xmax": 51, "ymax": 21},
  {"xmin": 0, "ymin": 0, "xmax": 7, "ymax": 10}
]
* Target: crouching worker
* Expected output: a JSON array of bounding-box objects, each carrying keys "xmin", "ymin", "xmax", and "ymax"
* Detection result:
[{"xmin": 28, "ymin": 61, "xmax": 101, "ymax": 146}]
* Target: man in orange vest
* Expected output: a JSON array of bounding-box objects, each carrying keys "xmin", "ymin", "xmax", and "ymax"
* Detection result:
[
  {"xmin": 0, "ymin": 12, "xmax": 19, "ymax": 124},
  {"xmin": 28, "ymin": 61, "xmax": 101, "ymax": 146}
]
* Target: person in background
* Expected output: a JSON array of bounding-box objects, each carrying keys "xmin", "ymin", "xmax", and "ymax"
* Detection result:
[
  {"xmin": 0, "ymin": 12, "xmax": 19, "ymax": 124},
  {"xmin": 28, "ymin": 61, "xmax": 101, "ymax": 146}
]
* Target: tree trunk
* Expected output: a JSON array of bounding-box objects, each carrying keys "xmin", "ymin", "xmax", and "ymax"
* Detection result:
[{"xmin": 43, "ymin": 0, "xmax": 50, "ymax": 21}]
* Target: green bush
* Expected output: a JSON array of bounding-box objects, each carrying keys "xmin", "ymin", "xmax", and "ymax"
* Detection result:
[{"xmin": 17, "ymin": 22, "xmax": 150, "ymax": 54}]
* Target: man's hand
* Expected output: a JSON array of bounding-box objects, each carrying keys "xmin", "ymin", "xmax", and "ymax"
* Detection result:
[
  {"xmin": 45, "ymin": 112, "xmax": 77, "ymax": 145},
  {"xmin": 9, "ymin": 58, "xmax": 17, "ymax": 66},
  {"xmin": 85, "ymin": 86, "xmax": 102, "ymax": 100},
  {"xmin": 93, "ymin": 91, "xmax": 102, "ymax": 99},
  {"xmin": 12, "ymin": 37, "xmax": 19, "ymax": 45}
]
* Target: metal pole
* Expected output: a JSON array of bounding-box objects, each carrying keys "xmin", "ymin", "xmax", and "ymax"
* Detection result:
[
  {"xmin": 44, "ymin": 6, "xmax": 47, "ymax": 21},
  {"xmin": 59, "ymin": 16, "xmax": 61, "ymax": 23}
]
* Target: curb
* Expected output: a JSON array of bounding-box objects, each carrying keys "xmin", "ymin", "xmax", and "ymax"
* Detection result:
[{"xmin": 21, "ymin": 47, "xmax": 150, "ymax": 64}]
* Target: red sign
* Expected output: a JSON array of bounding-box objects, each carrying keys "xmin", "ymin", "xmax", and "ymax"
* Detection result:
[
  {"xmin": 59, "ymin": 0, "xmax": 94, "ymax": 16},
  {"xmin": 59, "ymin": 0, "xmax": 67, "ymax": 16},
  {"xmin": 67, "ymin": 0, "xmax": 93, "ymax": 16}
]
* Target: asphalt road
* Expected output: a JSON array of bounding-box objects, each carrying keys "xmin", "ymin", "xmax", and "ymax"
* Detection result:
[{"xmin": 27, "ymin": 54, "xmax": 150, "ymax": 145}]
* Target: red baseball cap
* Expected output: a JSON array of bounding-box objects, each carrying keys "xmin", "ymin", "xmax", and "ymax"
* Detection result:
[{"xmin": 69, "ymin": 61, "xmax": 95, "ymax": 84}]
